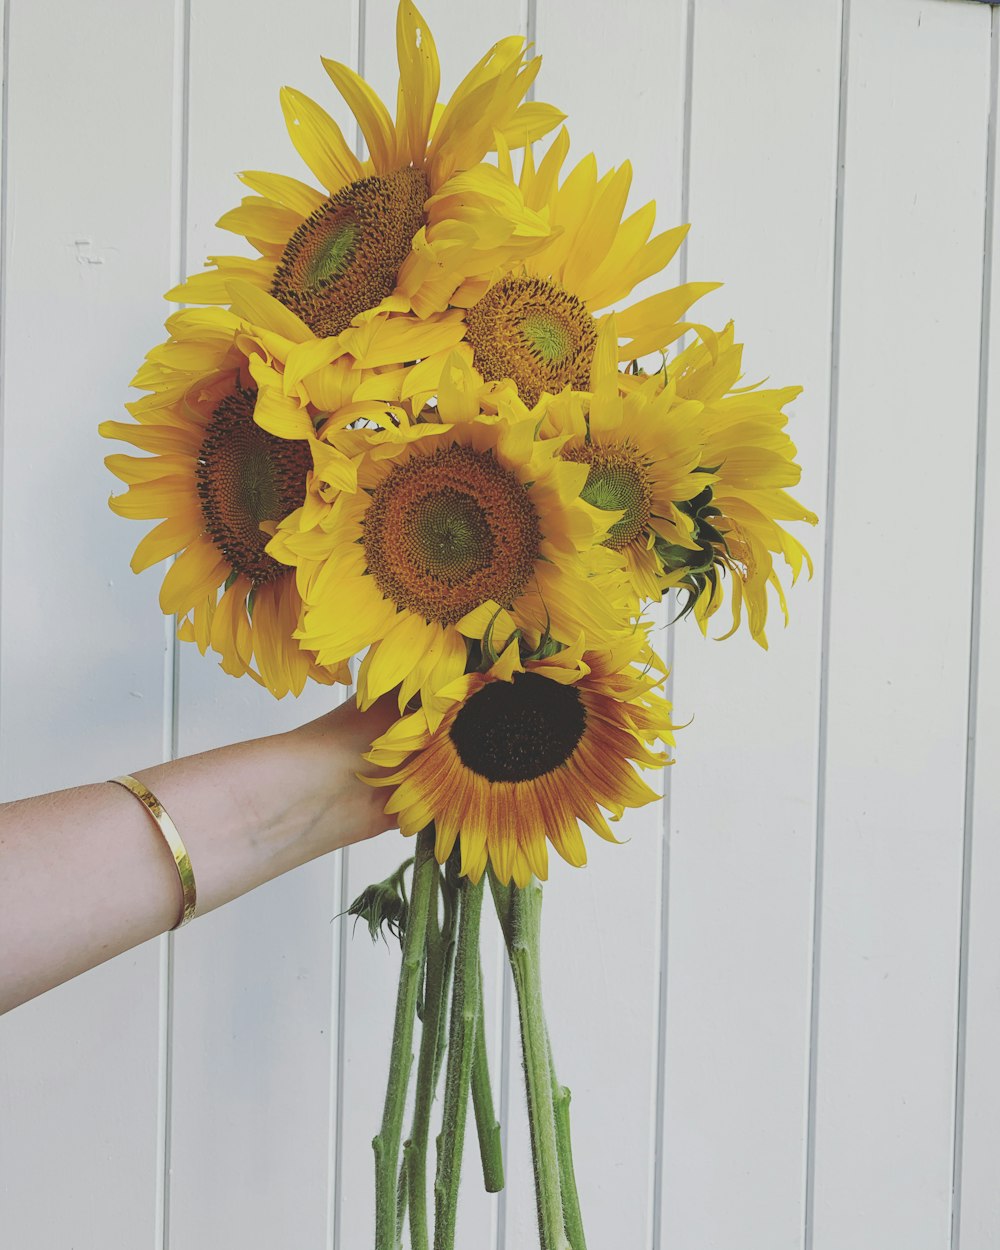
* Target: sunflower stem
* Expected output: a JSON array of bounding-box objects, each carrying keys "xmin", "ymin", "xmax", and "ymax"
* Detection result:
[
  {"xmin": 373, "ymin": 827, "xmax": 436, "ymax": 1250},
  {"xmin": 489, "ymin": 870, "xmax": 570, "ymax": 1250},
  {"xmin": 432, "ymin": 873, "xmax": 485, "ymax": 1250},
  {"xmin": 433, "ymin": 878, "xmax": 459, "ymax": 1088},
  {"xmin": 405, "ymin": 867, "xmax": 456, "ymax": 1250},
  {"xmin": 471, "ymin": 961, "xmax": 505, "ymax": 1193},
  {"xmin": 548, "ymin": 1033, "xmax": 587, "ymax": 1250},
  {"xmin": 396, "ymin": 1149, "xmax": 409, "ymax": 1249}
]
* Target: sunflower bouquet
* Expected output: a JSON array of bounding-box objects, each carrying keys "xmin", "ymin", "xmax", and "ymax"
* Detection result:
[{"xmin": 101, "ymin": 5, "xmax": 816, "ymax": 1247}]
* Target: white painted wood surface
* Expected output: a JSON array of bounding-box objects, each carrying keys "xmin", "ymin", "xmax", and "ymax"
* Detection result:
[
  {"xmin": 2, "ymin": 2, "xmax": 999, "ymax": 1248},
  {"xmin": 810, "ymin": 5, "xmax": 991, "ymax": 1250},
  {"xmin": 0, "ymin": 2, "xmax": 179, "ymax": 1246}
]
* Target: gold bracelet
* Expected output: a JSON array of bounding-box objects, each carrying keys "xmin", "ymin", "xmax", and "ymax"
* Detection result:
[{"xmin": 108, "ymin": 775, "xmax": 197, "ymax": 929}]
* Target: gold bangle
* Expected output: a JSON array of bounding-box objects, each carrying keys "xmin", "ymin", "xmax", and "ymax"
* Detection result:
[{"xmin": 108, "ymin": 775, "xmax": 197, "ymax": 929}]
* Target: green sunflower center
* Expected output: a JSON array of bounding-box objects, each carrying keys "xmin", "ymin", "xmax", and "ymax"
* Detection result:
[
  {"xmin": 362, "ymin": 444, "xmax": 542, "ymax": 626},
  {"xmin": 270, "ymin": 167, "xmax": 428, "ymax": 338},
  {"xmin": 520, "ymin": 310, "xmax": 573, "ymax": 363},
  {"xmin": 409, "ymin": 488, "xmax": 494, "ymax": 582},
  {"xmin": 449, "ymin": 671, "xmax": 588, "ymax": 782},
  {"xmin": 563, "ymin": 441, "xmax": 653, "ymax": 551},
  {"xmin": 196, "ymin": 385, "xmax": 311, "ymax": 585},
  {"xmin": 465, "ymin": 276, "xmax": 599, "ymax": 407},
  {"xmin": 303, "ymin": 216, "xmax": 359, "ymax": 286}
]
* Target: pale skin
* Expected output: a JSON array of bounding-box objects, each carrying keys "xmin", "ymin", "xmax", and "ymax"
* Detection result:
[{"xmin": 0, "ymin": 697, "xmax": 398, "ymax": 1016}]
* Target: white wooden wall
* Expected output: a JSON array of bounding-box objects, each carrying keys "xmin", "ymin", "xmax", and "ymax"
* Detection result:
[{"xmin": 1, "ymin": 1, "xmax": 998, "ymax": 1247}]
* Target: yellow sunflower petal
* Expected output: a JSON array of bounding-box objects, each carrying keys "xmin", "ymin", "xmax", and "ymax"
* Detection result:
[
  {"xmin": 248, "ymin": 363, "xmax": 315, "ymax": 441},
  {"xmin": 395, "ymin": 0, "xmax": 440, "ymax": 167},
  {"xmin": 494, "ymin": 101, "xmax": 566, "ymax": 149},
  {"xmin": 109, "ymin": 477, "xmax": 198, "ymax": 520},
  {"xmin": 238, "ymin": 170, "xmax": 327, "ymax": 218},
  {"xmin": 226, "ymin": 279, "xmax": 314, "ymax": 344},
  {"xmin": 279, "ymin": 86, "xmax": 362, "ymax": 194},
  {"xmin": 311, "ymin": 441, "xmax": 358, "ymax": 493},
  {"xmin": 364, "ymin": 613, "xmax": 439, "ymax": 703},
  {"xmin": 99, "ymin": 421, "xmax": 201, "ymax": 457},
  {"xmin": 281, "ymin": 337, "xmax": 343, "ymax": 393},
  {"xmin": 210, "ymin": 575, "xmax": 254, "ymax": 677},
  {"xmin": 321, "ymin": 57, "xmax": 396, "ymax": 173},
  {"xmin": 216, "ymin": 198, "xmax": 304, "ymax": 246},
  {"xmin": 159, "ymin": 541, "xmax": 230, "ymax": 615},
  {"xmin": 455, "ymin": 603, "xmax": 516, "ymax": 646},
  {"xmin": 616, "ymin": 282, "xmax": 722, "ymax": 359},
  {"xmin": 164, "ymin": 256, "xmax": 274, "ymax": 305},
  {"xmin": 490, "ymin": 639, "xmax": 524, "ymax": 683},
  {"xmin": 104, "ymin": 452, "xmax": 192, "ymax": 485},
  {"xmin": 130, "ymin": 511, "xmax": 204, "ymax": 573},
  {"xmin": 339, "ymin": 310, "xmax": 466, "ymax": 370},
  {"xmin": 561, "ymin": 162, "xmax": 633, "ymax": 293}
]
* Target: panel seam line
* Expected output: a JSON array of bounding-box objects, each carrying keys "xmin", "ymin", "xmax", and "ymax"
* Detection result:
[
  {"xmin": 949, "ymin": 9, "xmax": 998, "ymax": 1248},
  {"xmin": 329, "ymin": 12, "xmax": 367, "ymax": 1249},
  {"xmin": 158, "ymin": 4, "xmax": 191, "ymax": 1246},
  {"xmin": 650, "ymin": 2, "xmax": 694, "ymax": 1245},
  {"xmin": 803, "ymin": 0, "xmax": 851, "ymax": 1245}
]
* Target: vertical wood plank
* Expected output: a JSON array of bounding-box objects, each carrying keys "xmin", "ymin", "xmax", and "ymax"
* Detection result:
[
  {"xmin": 498, "ymin": 5, "xmax": 689, "ymax": 1249},
  {"xmin": 659, "ymin": 3, "xmax": 841, "ymax": 1247},
  {"xmin": 952, "ymin": 9, "xmax": 1000, "ymax": 1248},
  {"xmin": 164, "ymin": 4, "xmax": 357, "ymax": 1248},
  {"xmin": 811, "ymin": 4, "xmax": 990, "ymax": 1248},
  {"xmin": 334, "ymin": 7, "xmax": 522, "ymax": 1247},
  {"xmin": 0, "ymin": 0, "xmax": 180, "ymax": 1245}
]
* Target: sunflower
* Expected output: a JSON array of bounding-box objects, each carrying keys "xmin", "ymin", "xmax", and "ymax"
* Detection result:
[
  {"xmin": 168, "ymin": 1, "xmax": 560, "ymax": 350},
  {"xmin": 533, "ymin": 317, "xmax": 712, "ymax": 602},
  {"xmin": 363, "ymin": 634, "xmax": 674, "ymax": 886},
  {"xmin": 655, "ymin": 322, "xmax": 818, "ymax": 646},
  {"xmin": 267, "ymin": 356, "xmax": 630, "ymax": 712},
  {"xmin": 438, "ymin": 127, "xmax": 720, "ymax": 409},
  {"xmin": 100, "ymin": 308, "xmax": 347, "ymax": 698}
]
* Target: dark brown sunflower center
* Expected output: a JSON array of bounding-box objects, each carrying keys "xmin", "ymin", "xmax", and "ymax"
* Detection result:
[
  {"xmin": 270, "ymin": 167, "xmax": 428, "ymax": 338},
  {"xmin": 362, "ymin": 444, "xmax": 541, "ymax": 626},
  {"xmin": 449, "ymin": 671, "xmax": 587, "ymax": 782},
  {"xmin": 563, "ymin": 441, "xmax": 653, "ymax": 551},
  {"xmin": 465, "ymin": 275, "xmax": 599, "ymax": 407},
  {"xmin": 196, "ymin": 385, "xmax": 311, "ymax": 584}
]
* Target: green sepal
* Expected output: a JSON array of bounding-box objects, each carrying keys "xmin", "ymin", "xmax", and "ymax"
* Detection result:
[{"xmin": 345, "ymin": 856, "xmax": 415, "ymax": 946}]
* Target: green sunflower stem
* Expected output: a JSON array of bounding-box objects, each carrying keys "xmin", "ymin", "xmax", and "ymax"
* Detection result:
[
  {"xmin": 396, "ymin": 1151, "xmax": 409, "ymax": 1250},
  {"xmin": 489, "ymin": 870, "xmax": 571, "ymax": 1250},
  {"xmin": 548, "ymin": 1034, "xmax": 587, "ymax": 1250},
  {"xmin": 432, "ymin": 873, "xmax": 485, "ymax": 1250},
  {"xmin": 471, "ymin": 962, "xmax": 505, "ymax": 1193},
  {"xmin": 405, "ymin": 867, "xmax": 457, "ymax": 1250},
  {"xmin": 373, "ymin": 827, "xmax": 437, "ymax": 1250}
]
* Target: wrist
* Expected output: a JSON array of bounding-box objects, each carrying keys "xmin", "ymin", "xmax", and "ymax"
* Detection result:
[{"xmin": 276, "ymin": 695, "xmax": 398, "ymax": 868}]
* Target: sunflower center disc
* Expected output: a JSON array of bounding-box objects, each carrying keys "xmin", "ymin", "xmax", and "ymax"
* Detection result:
[
  {"xmin": 449, "ymin": 671, "xmax": 588, "ymax": 782},
  {"xmin": 465, "ymin": 275, "xmax": 599, "ymax": 407},
  {"xmin": 362, "ymin": 444, "xmax": 542, "ymax": 626},
  {"xmin": 196, "ymin": 385, "xmax": 312, "ymax": 584},
  {"xmin": 270, "ymin": 167, "xmax": 429, "ymax": 338},
  {"xmin": 563, "ymin": 441, "xmax": 653, "ymax": 551}
]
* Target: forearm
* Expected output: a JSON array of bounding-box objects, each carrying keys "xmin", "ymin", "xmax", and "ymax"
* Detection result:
[{"xmin": 0, "ymin": 699, "xmax": 394, "ymax": 1015}]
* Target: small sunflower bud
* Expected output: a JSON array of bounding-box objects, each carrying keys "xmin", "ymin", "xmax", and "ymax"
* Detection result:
[{"xmin": 346, "ymin": 858, "xmax": 413, "ymax": 945}]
